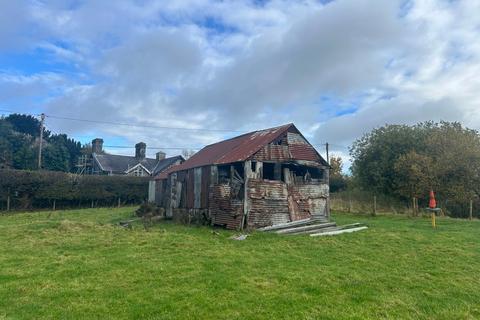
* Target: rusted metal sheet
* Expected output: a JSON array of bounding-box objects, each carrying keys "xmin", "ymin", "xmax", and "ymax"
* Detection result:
[
  {"xmin": 287, "ymin": 131, "xmax": 320, "ymax": 161},
  {"xmin": 248, "ymin": 198, "xmax": 290, "ymax": 227},
  {"xmin": 167, "ymin": 172, "xmax": 181, "ymax": 218},
  {"xmin": 163, "ymin": 124, "xmax": 293, "ymax": 173},
  {"xmin": 245, "ymin": 179, "xmax": 329, "ymax": 228},
  {"xmin": 159, "ymin": 123, "xmax": 326, "ymax": 179},
  {"xmin": 250, "ymin": 131, "xmax": 320, "ymax": 162},
  {"xmin": 194, "ymin": 167, "xmax": 202, "ymax": 209},
  {"xmin": 201, "ymin": 166, "xmax": 211, "ymax": 208},
  {"xmin": 209, "ymin": 184, "xmax": 244, "ymax": 229},
  {"xmin": 248, "ymin": 179, "xmax": 288, "ymax": 200},
  {"xmin": 246, "ymin": 179, "xmax": 290, "ymax": 228},
  {"xmin": 186, "ymin": 169, "xmax": 194, "ymax": 208},
  {"xmin": 154, "ymin": 179, "xmax": 167, "ymax": 207},
  {"xmin": 289, "ymin": 183, "xmax": 329, "ymax": 218},
  {"xmin": 287, "ymin": 132, "xmax": 308, "ymax": 144},
  {"xmin": 288, "ymin": 144, "xmax": 319, "ymax": 162},
  {"xmin": 252, "ymin": 144, "xmax": 290, "ymax": 161}
]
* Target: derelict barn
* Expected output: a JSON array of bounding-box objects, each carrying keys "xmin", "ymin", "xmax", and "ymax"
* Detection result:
[{"xmin": 153, "ymin": 123, "xmax": 330, "ymax": 230}]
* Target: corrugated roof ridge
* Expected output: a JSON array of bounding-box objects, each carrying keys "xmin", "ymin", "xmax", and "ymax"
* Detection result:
[
  {"xmin": 215, "ymin": 123, "xmax": 294, "ymax": 164},
  {"xmin": 201, "ymin": 123, "xmax": 293, "ymax": 148},
  {"xmin": 158, "ymin": 123, "xmax": 295, "ymax": 176}
]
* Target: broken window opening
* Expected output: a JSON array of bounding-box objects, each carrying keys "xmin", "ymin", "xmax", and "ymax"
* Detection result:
[
  {"xmin": 272, "ymin": 134, "xmax": 288, "ymax": 146},
  {"xmin": 218, "ymin": 165, "xmax": 230, "ymax": 184},
  {"xmin": 217, "ymin": 163, "xmax": 245, "ymax": 200},
  {"xmin": 263, "ymin": 163, "xmax": 275, "ymax": 180},
  {"xmin": 262, "ymin": 162, "xmax": 281, "ymax": 181},
  {"xmin": 251, "ymin": 161, "xmax": 257, "ymax": 172},
  {"xmin": 282, "ymin": 164, "xmax": 325, "ymax": 184},
  {"xmin": 231, "ymin": 162, "xmax": 244, "ymax": 180}
]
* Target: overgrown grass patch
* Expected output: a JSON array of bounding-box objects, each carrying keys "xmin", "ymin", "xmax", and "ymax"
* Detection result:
[{"xmin": 0, "ymin": 208, "xmax": 479, "ymax": 319}]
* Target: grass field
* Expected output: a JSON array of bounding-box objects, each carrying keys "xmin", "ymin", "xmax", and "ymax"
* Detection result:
[{"xmin": 0, "ymin": 208, "xmax": 479, "ymax": 319}]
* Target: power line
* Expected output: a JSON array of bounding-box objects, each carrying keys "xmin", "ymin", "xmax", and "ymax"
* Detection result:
[
  {"xmin": 1, "ymin": 108, "xmax": 351, "ymax": 149},
  {"xmin": 45, "ymin": 114, "xmax": 244, "ymax": 133},
  {"xmin": 1, "ymin": 108, "xmax": 244, "ymax": 133}
]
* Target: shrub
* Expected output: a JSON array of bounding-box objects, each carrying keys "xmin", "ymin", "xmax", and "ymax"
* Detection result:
[{"xmin": 135, "ymin": 203, "xmax": 164, "ymax": 218}]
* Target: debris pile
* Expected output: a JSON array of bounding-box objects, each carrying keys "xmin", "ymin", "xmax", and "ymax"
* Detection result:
[{"xmin": 258, "ymin": 217, "xmax": 367, "ymax": 237}]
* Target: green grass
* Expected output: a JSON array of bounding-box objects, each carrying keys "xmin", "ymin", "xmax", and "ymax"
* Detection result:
[{"xmin": 0, "ymin": 208, "xmax": 479, "ymax": 319}]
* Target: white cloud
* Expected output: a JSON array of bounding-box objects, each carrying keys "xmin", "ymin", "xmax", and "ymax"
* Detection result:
[{"xmin": 1, "ymin": 0, "xmax": 479, "ymax": 163}]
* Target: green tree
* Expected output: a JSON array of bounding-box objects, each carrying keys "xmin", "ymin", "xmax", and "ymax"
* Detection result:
[
  {"xmin": 350, "ymin": 124, "xmax": 429, "ymax": 195},
  {"xmin": 329, "ymin": 156, "xmax": 348, "ymax": 192},
  {"xmin": 350, "ymin": 121, "xmax": 480, "ymax": 216},
  {"xmin": 0, "ymin": 114, "xmax": 82, "ymax": 172},
  {"xmin": 393, "ymin": 151, "xmax": 434, "ymax": 199},
  {"xmin": 5, "ymin": 113, "xmax": 50, "ymax": 138},
  {"xmin": 43, "ymin": 142, "xmax": 70, "ymax": 172}
]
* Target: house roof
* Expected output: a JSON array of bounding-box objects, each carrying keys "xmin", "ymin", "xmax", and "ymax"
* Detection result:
[
  {"xmin": 156, "ymin": 123, "xmax": 325, "ymax": 179},
  {"xmin": 93, "ymin": 153, "xmax": 183, "ymax": 175},
  {"xmin": 152, "ymin": 155, "xmax": 184, "ymax": 175}
]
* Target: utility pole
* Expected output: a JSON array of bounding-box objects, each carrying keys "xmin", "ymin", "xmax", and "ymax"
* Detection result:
[
  {"xmin": 325, "ymin": 142, "xmax": 329, "ymax": 165},
  {"xmin": 38, "ymin": 113, "xmax": 45, "ymax": 170}
]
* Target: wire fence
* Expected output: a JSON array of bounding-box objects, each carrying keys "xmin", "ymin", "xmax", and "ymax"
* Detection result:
[{"xmin": 330, "ymin": 190, "xmax": 479, "ymax": 219}]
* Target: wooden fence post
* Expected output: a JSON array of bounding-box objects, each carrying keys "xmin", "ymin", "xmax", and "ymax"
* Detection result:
[
  {"xmin": 117, "ymin": 197, "xmax": 121, "ymax": 208},
  {"xmin": 91, "ymin": 200, "xmax": 94, "ymax": 208},
  {"xmin": 469, "ymin": 200, "xmax": 473, "ymax": 220},
  {"xmin": 53, "ymin": 199, "xmax": 56, "ymax": 211},
  {"xmin": 348, "ymin": 197, "xmax": 352, "ymax": 213},
  {"xmin": 412, "ymin": 197, "xmax": 415, "ymax": 216},
  {"xmin": 6, "ymin": 195, "xmax": 10, "ymax": 212},
  {"xmin": 412, "ymin": 197, "xmax": 419, "ymax": 217},
  {"xmin": 372, "ymin": 195, "xmax": 377, "ymax": 216}
]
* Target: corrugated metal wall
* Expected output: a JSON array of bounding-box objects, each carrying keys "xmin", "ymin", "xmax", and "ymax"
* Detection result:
[
  {"xmin": 247, "ymin": 179, "xmax": 290, "ymax": 228},
  {"xmin": 209, "ymin": 184, "xmax": 244, "ymax": 229}
]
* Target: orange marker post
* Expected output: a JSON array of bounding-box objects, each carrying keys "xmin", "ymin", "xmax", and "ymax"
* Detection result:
[{"xmin": 429, "ymin": 190, "xmax": 436, "ymax": 229}]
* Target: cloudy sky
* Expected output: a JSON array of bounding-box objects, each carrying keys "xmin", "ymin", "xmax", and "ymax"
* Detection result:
[{"xmin": 1, "ymin": 0, "xmax": 479, "ymax": 168}]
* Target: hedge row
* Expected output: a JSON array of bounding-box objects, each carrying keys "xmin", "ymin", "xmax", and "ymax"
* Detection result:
[{"xmin": 0, "ymin": 169, "xmax": 149, "ymax": 211}]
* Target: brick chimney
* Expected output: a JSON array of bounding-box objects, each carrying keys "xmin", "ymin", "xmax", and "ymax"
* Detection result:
[
  {"xmin": 156, "ymin": 151, "xmax": 166, "ymax": 161},
  {"xmin": 92, "ymin": 138, "xmax": 103, "ymax": 154},
  {"xmin": 135, "ymin": 142, "xmax": 146, "ymax": 159}
]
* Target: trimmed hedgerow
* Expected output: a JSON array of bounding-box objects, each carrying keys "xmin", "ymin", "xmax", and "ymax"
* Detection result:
[{"xmin": 0, "ymin": 169, "xmax": 149, "ymax": 211}]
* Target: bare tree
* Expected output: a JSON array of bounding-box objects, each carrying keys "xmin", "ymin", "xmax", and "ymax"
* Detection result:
[{"xmin": 182, "ymin": 149, "xmax": 196, "ymax": 160}]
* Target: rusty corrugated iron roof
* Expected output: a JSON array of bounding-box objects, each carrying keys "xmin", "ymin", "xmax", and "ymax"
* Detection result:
[
  {"xmin": 155, "ymin": 124, "xmax": 293, "ymax": 179},
  {"xmin": 156, "ymin": 163, "xmax": 180, "ymax": 180},
  {"xmin": 154, "ymin": 123, "xmax": 328, "ymax": 180}
]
